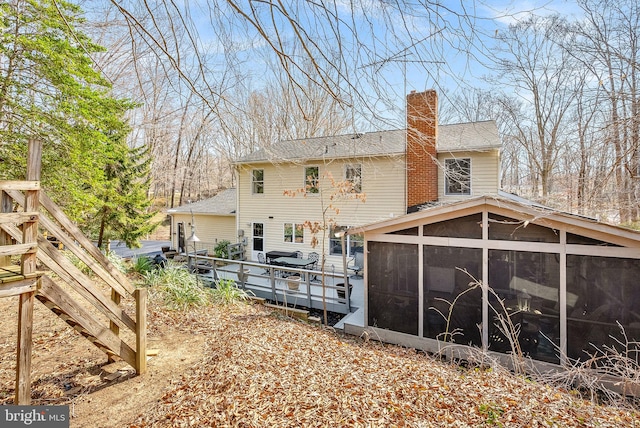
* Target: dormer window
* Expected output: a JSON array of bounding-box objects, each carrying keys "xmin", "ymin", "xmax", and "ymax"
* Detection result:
[{"xmin": 445, "ymin": 158, "xmax": 471, "ymax": 196}]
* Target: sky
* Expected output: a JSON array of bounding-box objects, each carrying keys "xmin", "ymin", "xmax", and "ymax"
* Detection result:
[
  {"xmin": 358, "ymin": 0, "xmax": 588, "ymax": 126},
  {"xmin": 82, "ymin": 0, "xmax": 590, "ymax": 129}
]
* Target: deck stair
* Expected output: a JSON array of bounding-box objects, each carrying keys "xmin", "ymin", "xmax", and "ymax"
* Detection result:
[
  {"xmin": 0, "ymin": 140, "xmax": 146, "ymax": 404},
  {"xmin": 36, "ymin": 276, "xmax": 137, "ymax": 367}
]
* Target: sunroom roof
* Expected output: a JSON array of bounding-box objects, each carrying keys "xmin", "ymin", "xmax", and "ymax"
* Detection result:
[{"xmin": 354, "ymin": 194, "xmax": 640, "ymax": 249}]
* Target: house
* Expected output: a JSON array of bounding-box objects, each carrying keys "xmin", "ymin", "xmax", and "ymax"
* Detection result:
[
  {"xmin": 167, "ymin": 188, "xmax": 237, "ymax": 254},
  {"xmin": 233, "ymin": 90, "xmax": 501, "ymax": 267},
  {"xmin": 348, "ymin": 192, "xmax": 640, "ymax": 367}
]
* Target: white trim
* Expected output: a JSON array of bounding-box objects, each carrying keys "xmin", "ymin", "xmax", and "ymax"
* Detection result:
[
  {"xmin": 444, "ymin": 157, "xmax": 471, "ymax": 196},
  {"xmin": 559, "ymin": 230, "xmax": 567, "ymax": 363},
  {"xmin": 358, "ymin": 196, "xmax": 640, "ymax": 249},
  {"xmin": 251, "ymin": 221, "xmax": 265, "ymax": 260},
  {"xmin": 366, "ymin": 233, "xmax": 640, "ymax": 259},
  {"xmin": 418, "ymin": 225, "xmax": 424, "ymax": 338},
  {"xmin": 482, "ymin": 210, "xmax": 489, "ymax": 351},
  {"xmin": 303, "ymin": 165, "xmax": 320, "ymax": 195},
  {"xmin": 251, "ymin": 168, "xmax": 265, "ymax": 195},
  {"xmin": 283, "ymin": 222, "xmax": 305, "ymax": 245}
]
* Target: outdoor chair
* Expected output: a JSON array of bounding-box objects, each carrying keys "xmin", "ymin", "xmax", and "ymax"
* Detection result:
[
  {"xmin": 257, "ymin": 252, "xmax": 270, "ymax": 274},
  {"xmin": 308, "ymin": 252, "xmax": 320, "ymax": 281},
  {"xmin": 294, "ymin": 250, "xmax": 303, "ymax": 258},
  {"xmin": 348, "ymin": 250, "xmax": 364, "ymax": 278}
]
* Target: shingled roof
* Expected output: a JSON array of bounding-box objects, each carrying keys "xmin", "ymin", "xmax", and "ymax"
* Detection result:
[
  {"xmin": 167, "ymin": 188, "xmax": 236, "ymax": 215},
  {"xmin": 235, "ymin": 120, "xmax": 499, "ymax": 164}
]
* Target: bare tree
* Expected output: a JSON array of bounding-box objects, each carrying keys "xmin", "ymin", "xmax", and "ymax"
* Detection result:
[
  {"xmin": 83, "ymin": 0, "xmax": 640, "ymax": 225},
  {"xmin": 491, "ymin": 15, "xmax": 579, "ymax": 201},
  {"xmin": 570, "ymin": 0, "xmax": 640, "ymax": 223}
]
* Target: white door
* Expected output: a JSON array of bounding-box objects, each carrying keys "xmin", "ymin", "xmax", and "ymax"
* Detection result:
[{"xmin": 251, "ymin": 222, "xmax": 264, "ymax": 260}]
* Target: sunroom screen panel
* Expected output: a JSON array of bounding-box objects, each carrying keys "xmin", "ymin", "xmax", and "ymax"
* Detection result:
[
  {"xmin": 423, "ymin": 246, "xmax": 482, "ymax": 347},
  {"xmin": 368, "ymin": 242, "xmax": 419, "ymax": 335}
]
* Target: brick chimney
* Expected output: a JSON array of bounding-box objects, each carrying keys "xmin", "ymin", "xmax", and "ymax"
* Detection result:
[{"xmin": 406, "ymin": 89, "xmax": 438, "ymax": 213}]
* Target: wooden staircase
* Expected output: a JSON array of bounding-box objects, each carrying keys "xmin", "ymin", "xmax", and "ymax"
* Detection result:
[
  {"xmin": 35, "ymin": 277, "xmax": 137, "ymax": 367},
  {"xmin": 0, "ymin": 140, "xmax": 146, "ymax": 404}
]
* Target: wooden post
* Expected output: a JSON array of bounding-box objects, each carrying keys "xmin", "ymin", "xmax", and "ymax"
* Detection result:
[
  {"xmin": 21, "ymin": 139, "xmax": 41, "ymax": 276},
  {"xmin": 0, "ymin": 191, "xmax": 12, "ymax": 267},
  {"xmin": 15, "ymin": 139, "xmax": 42, "ymax": 405},
  {"xmin": 134, "ymin": 288, "xmax": 147, "ymax": 374},
  {"xmin": 15, "ymin": 287, "xmax": 35, "ymax": 404},
  {"xmin": 107, "ymin": 289, "xmax": 121, "ymax": 364}
]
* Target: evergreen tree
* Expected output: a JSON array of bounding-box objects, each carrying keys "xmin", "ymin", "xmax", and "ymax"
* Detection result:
[
  {"xmin": 0, "ymin": 0, "xmax": 155, "ymax": 247},
  {"xmin": 92, "ymin": 143, "xmax": 157, "ymax": 250}
]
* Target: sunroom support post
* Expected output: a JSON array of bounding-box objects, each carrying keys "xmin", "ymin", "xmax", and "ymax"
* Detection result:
[{"xmin": 482, "ymin": 211, "xmax": 489, "ymax": 352}]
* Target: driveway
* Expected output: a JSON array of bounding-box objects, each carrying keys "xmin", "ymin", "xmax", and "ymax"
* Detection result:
[{"xmin": 108, "ymin": 240, "xmax": 172, "ymax": 259}]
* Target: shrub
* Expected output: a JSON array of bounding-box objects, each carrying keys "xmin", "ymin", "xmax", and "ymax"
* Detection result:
[
  {"xmin": 143, "ymin": 262, "xmax": 211, "ymax": 310},
  {"xmin": 214, "ymin": 240, "xmax": 231, "ymax": 258},
  {"xmin": 210, "ymin": 278, "xmax": 253, "ymax": 305},
  {"xmin": 106, "ymin": 251, "xmax": 128, "ymax": 273},
  {"xmin": 129, "ymin": 256, "xmax": 155, "ymax": 277}
]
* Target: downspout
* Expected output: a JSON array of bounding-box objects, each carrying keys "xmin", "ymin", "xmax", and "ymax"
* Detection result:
[{"xmin": 234, "ymin": 163, "xmax": 241, "ymax": 252}]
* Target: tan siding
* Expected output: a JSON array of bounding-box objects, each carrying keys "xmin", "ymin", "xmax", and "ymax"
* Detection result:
[
  {"xmin": 237, "ymin": 157, "xmax": 406, "ymax": 265},
  {"xmin": 170, "ymin": 213, "xmax": 236, "ymax": 252},
  {"xmin": 237, "ymin": 148, "xmax": 499, "ymax": 265},
  {"xmin": 437, "ymin": 150, "xmax": 499, "ymax": 202}
]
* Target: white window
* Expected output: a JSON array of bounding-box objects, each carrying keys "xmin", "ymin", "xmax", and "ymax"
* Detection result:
[
  {"xmin": 445, "ymin": 158, "xmax": 471, "ymax": 196},
  {"xmin": 305, "ymin": 166, "xmax": 319, "ymax": 194},
  {"xmin": 252, "ymin": 169, "xmax": 264, "ymax": 194},
  {"xmin": 284, "ymin": 223, "xmax": 304, "ymax": 243},
  {"xmin": 330, "ymin": 225, "xmax": 364, "ymax": 257},
  {"xmin": 345, "ymin": 164, "xmax": 362, "ymax": 193}
]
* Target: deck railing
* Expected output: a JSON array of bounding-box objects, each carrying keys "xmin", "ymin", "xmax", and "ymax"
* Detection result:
[{"xmin": 187, "ymin": 254, "xmax": 353, "ymax": 314}]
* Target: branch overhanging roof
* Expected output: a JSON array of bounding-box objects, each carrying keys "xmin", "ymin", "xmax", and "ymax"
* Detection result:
[{"xmin": 235, "ymin": 120, "xmax": 500, "ymax": 164}]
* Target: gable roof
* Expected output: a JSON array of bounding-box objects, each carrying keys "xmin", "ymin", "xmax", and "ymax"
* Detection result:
[
  {"xmin": 235, "ymin": 120, "xmax": 499, "ymax": 164},
  {"xmin": 167, "ymin": 188, "xmax": 236, "ymax": 216},
  {"xmin": 355, "ymin": 194, "xmax": 640, "ymax": 249}
]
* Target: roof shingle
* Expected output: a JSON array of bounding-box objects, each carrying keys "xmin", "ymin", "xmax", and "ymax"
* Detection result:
[
  {"xmin": 168, "ymin": 188, "xmax": 236, "ymax": 215},
  {"xmin": 235, "ymin": 120, "xmax": 499, "ymax": 164}
]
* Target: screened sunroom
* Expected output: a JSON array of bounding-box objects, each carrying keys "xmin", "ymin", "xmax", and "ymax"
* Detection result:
[{"xmin": 356, "ymin": 195, "xmax": 640, "ymax": 367}]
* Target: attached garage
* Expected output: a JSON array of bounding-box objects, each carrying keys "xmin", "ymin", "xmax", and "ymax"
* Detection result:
[{"xmin": 357, "ymin": 195, "xmax": 640, "ymax": 367}]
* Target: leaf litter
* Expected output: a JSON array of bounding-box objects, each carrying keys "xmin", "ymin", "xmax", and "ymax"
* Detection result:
[{"xmin": 131, "ymin": 303, "xmax": 639, "ymax": 427}]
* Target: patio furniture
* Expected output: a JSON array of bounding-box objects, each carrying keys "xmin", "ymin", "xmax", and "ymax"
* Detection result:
[
  {"xmin": 348, "ymin": 250, "xmax": 364, "ymax": 278},
  {"xmin": 266, "ymin": 250, "xmax": 297, "ymax": 263},
  {"xmin": 308, "ymin": 252, "xmax": 319, "ymax": 281},
  {"xmin": 272, "ymin": 256, "xmax": 315, "ymax": 278},
  {"xmin": 308, "ymin": 252, "xmax": 319, "ymax": 267},
  {"xmin": 257, "ymin": 252, "xmax": 270, "ymax": 274},
  {"xmin": 294, "ymin": 250, "xmax": 303, "ymax": 258},
  {"xmin": 271, "ymin": 257, "xmax": 315, "ymax": 269},
  {"xmin": 337, "ymin": 282, "xmax": 353, "ymax": 300}
]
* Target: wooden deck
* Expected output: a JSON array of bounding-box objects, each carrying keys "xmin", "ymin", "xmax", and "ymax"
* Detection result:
[
  {"xmin": 0, "ymin": 265, "xmax": 41, "ymax": 298},
  {"xmin": 191, "ymin": 256, "xmax": 359, "ymax": 316}
]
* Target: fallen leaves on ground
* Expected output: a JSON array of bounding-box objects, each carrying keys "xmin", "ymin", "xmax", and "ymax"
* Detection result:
[{"xmin": 132, "ymin": 304, "xmax": 639, "ymax": 427}]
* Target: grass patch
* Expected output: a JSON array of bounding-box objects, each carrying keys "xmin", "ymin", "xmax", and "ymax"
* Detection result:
[
  {"xmin": 210, "ymin": 278, "xmax": 254, "ymax": 305},
  {"xmin": 128, "ymin": 256, "xmax": 155, "ymax": 277},
  {"xmin": 143, "ymin": 262, "xmax": 211, "ymax": 310}
]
